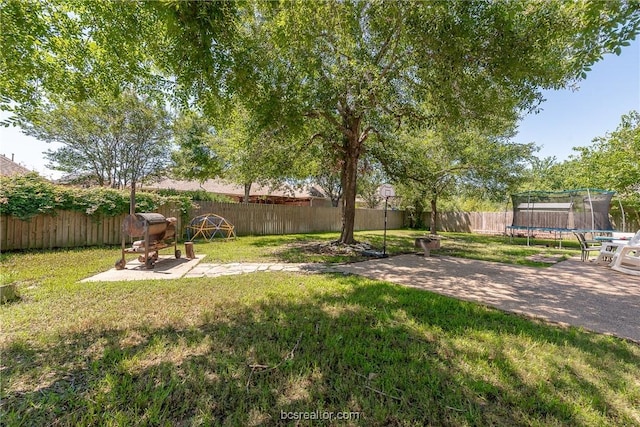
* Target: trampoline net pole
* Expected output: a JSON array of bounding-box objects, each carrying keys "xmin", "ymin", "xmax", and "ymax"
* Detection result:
[
  {"xmin": 618, "ymin": 198, "xmax": 626, "ymax": 232},
  {"xmin": 587, "ymin": 188, "xmax": 595, "ymax": 233},
  {"xmin": 527, "ymin": 192, "xmax": 531, "ymax": 246}
]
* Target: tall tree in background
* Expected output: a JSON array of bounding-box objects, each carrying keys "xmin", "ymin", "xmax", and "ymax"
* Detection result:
[
  {"xmin": 21, "ymin": 92, "xmax": 172, "ymax": 188},
  {"xmin": 569, "ymin": 111, "xmax": 640, "ymax": 211},
  {"xmin": 357, "ymin": 159, "xmax": 387, "ymax": 209},
  {"xmin": 313, "ymin": 168, "xmax": 343, "ymax": 208},
  {"xmin": 378, "ymin": 128, "xmax": 535, "ymax": 233},
  {"xmin": 521, "ymin": 111, "xmax": 640, "ymax": 209},
  {"xmin": 172, "ymin": 104, "xmax": 314, "ymax": 203},
  {"xmin": 519, "ymin": 157, "xmax": 567, "ymax": 192},
  {"xmin": 171, "ymin": 112, "xmax": 225, "ymax": 185}
]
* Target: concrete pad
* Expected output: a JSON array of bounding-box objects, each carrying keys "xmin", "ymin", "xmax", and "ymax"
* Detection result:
[
  {"xmin": 334, "ymin": 254, "xmax": 640, "ymax": 343},
  {"xmin": 81, "ymin": 255, "xmax": 206, "ymax": 282}
]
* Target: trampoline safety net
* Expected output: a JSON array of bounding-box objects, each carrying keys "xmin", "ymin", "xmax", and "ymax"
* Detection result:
[{"xmin": 509, "ymin": 189, "xmax": 614, "ymax": 232}]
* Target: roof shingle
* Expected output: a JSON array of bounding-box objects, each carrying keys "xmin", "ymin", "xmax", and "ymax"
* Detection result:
[{"xmin": 0, "ymin": 155, "xmax": 33, "ymax": 176}]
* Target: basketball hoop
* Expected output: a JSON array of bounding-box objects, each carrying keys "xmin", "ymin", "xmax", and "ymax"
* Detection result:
[{"xmin": 379, "ymin": 184, "xmax": 395, "ymax": 198}]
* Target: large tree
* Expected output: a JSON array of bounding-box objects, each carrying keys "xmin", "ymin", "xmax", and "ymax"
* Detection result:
[
  {"xmin": 192, "ymin": 0, "xmax": 640, "ymax": 243},
  {"xmin": 21, "ymin": 92, "xmax": 173, "ymax": 188},
  {"xmin": 520, "ymin": 111, "xmax": 640, "ymax": 208},
  {"xmin": 171, "ymin": 112, "xmax": 226, "ymax": 185},
  {"xmin": 567, "ymin": 111, "xmax": 640, "ymax": 211}
]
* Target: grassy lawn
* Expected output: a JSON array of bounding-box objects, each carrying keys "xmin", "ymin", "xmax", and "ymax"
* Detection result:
[
  {"xmin": 2, "ymin": 231, "xmax": 638, "ymax": 426},
  {"xmin": 149, "ymin": 230, "xmax": 579, "ymax": 266}
]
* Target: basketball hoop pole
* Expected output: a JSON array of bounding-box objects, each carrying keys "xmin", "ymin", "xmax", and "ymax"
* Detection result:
[
  {"xmin": 383, "ymin": 196, "xmax": 389, "ymax": 257},
  {"xmin": 379, "ymin": 184, "xmax": 396, "ymax": 258}
]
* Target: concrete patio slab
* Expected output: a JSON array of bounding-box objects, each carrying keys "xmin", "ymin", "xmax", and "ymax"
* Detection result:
[
  {"xmin": 81, "ymin": 255, "xmax": 206, "ymax": 282},
  {"xmin": 334, "ymin": 255, "xmax": 640, "ymax": 343}
]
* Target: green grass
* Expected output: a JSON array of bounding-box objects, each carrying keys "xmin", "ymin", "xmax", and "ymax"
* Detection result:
[
  {"xmin": 435, "ymin": 232, "xmax": 578, "ymax": 267},
  {"xmin": 2, "ymin": 232, "xmax": 638, "ymax": 426},
  {"xmin": 183, "ymin": 230, "xmax": 579, "ymax": 267}
]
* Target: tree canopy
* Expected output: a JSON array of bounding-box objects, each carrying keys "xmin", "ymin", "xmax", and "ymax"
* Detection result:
[
  {"xmin": 377, "ymin": 127, "xmax": 535, "ymax": 231},
  {"xmin": 541, "ymin": 111, "xmax": 640, "ymax": 211},
  {"xmin": 22, "ymin": 92, "xmax": 173, "ymax": 188},
  {"xmin": 172, "ymin": 103, "xmax": 315, "ymax": 202},
  {"xmin": 165, "ymin": 0, "xmax": 640, "ymax": 242},
  {"xmin": 570, "ymin": 111, "xmax": 640, "ymax": 206},
  {"xmin": 2, "ymin": 0, "xmax": 640, "ymax": 241}
]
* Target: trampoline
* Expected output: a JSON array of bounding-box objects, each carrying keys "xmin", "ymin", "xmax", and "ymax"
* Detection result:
[{"xmin": 507, "ymin": 189, "xmax": 615, "ymax": 246}]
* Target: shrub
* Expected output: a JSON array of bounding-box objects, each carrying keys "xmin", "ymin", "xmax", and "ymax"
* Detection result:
[{"xmin": 0, "ymin": 173, "xmax": 193, "ymax": 220}]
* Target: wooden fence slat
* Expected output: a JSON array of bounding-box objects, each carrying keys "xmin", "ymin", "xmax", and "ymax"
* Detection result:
[
  {"xmin": 79, "ymin": 214, "xmax": 87, "ymax": 247},
  {"xmin": 0, "ymin": 216, "xmax": 7, "ymax": 251},
  {"xmin": 7, "ymin": 217, "xmax": 16, "ymax": 251},
  {"xmin": 46, "ymin": 215, "xmax": 53, "ymax": 249},
  {"xmin": 19, "ymin": 218, "xmax": 27, "ymax": 249},
  {"xmin": 5, "ymin": 216, "xmax": 12, "ymax": 250},
  {"xmin": 34, "ymin": 215, "xmax": 43, "ymax": 248},
  {"xmin": 8, "ymin": 217, "xmax": 15, "ymax": 250}
]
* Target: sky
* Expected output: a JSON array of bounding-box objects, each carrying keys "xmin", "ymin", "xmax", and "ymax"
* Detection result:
[
  {"xmin": 0, "ymin": 39, "xmax": 639, "ymax": 180},
  {"xmin": 513, "ymin": 38, "xmax": 640, "ymax": 160}
]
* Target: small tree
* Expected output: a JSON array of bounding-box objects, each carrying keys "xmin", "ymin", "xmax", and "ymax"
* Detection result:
[
  {"xmin": 378, "ymin": 127, "xmax": 535, "ymax": 233},
  {"xmin": 171, "ymin": 112, "xmax": 226, "ymax": 185},
  {"xmin": 357, "ymin": 159, "xmax": 386, "ymax": 209},
  {"xmin": 313, "ymin": 168, "xmax": 343, "ymax": 208},
  {"xmin": 172, "ymin": 105, "xmax": 313, "ymax": 202}
]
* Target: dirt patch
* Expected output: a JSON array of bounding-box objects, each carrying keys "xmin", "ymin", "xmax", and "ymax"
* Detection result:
[
  {"xmin": 526, "ymin": 254, "xmax": 566, "ymax": 264},
  {"xmin": 287, "ymin": 241, "xmax": 373, "ymax": 256}
]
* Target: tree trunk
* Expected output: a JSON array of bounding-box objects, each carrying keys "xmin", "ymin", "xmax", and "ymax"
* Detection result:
[
  {"xmin": 243, "ymin": 182, "xmax": 252, "ymax": 204},
  {"xmin": 130, "ymin": 180, "xmax": 136, "ymax": 215},
  {"xmin": 338, "ymin": 134, "xmax": 361, "ymax": 244},
  {"xmin": 413, "ymin": 197, "xmax": 425, "ymax": 229},
  {"xmin": 430, "ymin": 194, "xmax": 438, "ymax": 235}
]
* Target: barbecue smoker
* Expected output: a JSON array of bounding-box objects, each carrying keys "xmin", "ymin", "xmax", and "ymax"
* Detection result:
[{"xmin": 115, "ymin": 213, "xmax": 181, "ymax": 270}]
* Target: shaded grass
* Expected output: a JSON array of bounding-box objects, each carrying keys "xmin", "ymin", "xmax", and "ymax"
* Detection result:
[
  {"xmin": 436, "ymin": 232, "xmax": 578, "ymax": 267},
  {"xmin": 1, "ymin": 233, "xmax": 638, "ymax": 426},
  {"xmin": 2, "ymin": 272, "xmax": 639, "ymax": 426}
]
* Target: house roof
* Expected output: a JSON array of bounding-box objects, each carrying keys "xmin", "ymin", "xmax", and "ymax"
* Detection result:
[
  {"xmin": 0, "ymin": 154, "xmax": 33, "ymax": 177},
  {"xmin": 143, "ymin": 178, "xmax": 328, "ymax": 200}
]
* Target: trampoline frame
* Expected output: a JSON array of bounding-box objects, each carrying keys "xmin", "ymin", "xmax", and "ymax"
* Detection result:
[{"xmin": 505, "ymin": 189, "xmax": 618, "ymax": 246}]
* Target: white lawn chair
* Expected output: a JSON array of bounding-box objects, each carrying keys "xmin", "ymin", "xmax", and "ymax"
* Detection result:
[{"xmin": 610, "ymin": 230, "xmax": 640, "ymax": 276}]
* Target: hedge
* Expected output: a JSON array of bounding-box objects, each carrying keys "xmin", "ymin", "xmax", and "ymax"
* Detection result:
[{"xmin": 0, "ymin": 173, "xmax": 193, "ymax": 221}]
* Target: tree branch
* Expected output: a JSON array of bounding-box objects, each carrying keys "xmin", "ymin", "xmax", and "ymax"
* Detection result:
[{"xmin": 245, "ymin": 332, "xmax": 303, "ymax": 391}]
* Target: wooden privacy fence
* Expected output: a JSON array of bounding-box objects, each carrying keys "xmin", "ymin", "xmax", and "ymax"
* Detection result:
[
  {"xmin": 434, "ymin": 211, "xmax": 638, "ymax": 235},
  {"xmin": 437, "ymin": 211, "xmax": 512, "ymax": 234},
  {"xmin": 3, "ymin": 204, "xmax": 636, "ymax": 251},
  {"xmin": 0, "ymin": 202, "xmax": 405, "ymax": 251},
  {"xmin": 0, "ymin": 204, "xmax": 184, "ymax": 251},
  {"xmin": 190, "ymin": 202, "xmax": 405, "ymax": 236}
]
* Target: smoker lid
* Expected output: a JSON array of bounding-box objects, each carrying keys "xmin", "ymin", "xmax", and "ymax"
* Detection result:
[{"xmin": 135, "ymin": 212, "xmax": 167, "ymax": 224}]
